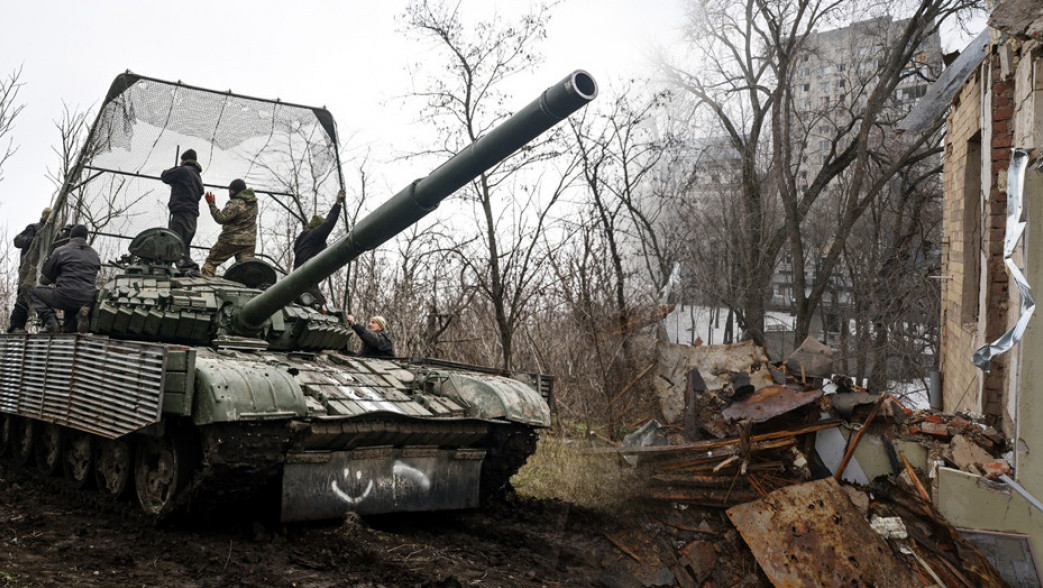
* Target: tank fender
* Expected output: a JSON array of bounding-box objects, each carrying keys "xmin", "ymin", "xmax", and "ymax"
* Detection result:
[
  {"xmin": 438, "ymin": 373, "xmax": 551, "ymax": 427},
  {"xmin": 193, "ymin": 357, "xmax": 309, "ymax": 425}
]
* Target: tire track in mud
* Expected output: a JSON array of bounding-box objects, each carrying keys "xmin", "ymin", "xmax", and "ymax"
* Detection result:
[{"xmin": 0, "ymin": 462, "xmax": 625, "ymax": 587}]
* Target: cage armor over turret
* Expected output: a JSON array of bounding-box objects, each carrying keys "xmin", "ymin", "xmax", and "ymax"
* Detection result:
[{"xmin": 0, "ymin": 70, "xmax": 597, "ymax": 522}]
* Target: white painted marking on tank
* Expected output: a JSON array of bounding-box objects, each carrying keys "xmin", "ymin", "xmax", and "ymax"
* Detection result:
[
  {"xmin": 392, "ymin": 462, "xmax": 432, "ymax": 491},
  {"xmin": 330, "ymin": 467, "xmax": 374, "ymax": 505},
  {"xmin": 353, "ymin": 400, "xmax": 406, "ymax": 415}
]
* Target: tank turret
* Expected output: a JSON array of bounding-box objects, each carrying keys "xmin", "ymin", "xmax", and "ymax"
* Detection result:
[{"xmin": 0, "ymin": 70, "xmax": 596, "ymax": 522}]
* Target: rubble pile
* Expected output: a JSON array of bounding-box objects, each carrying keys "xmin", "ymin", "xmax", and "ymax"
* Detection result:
[{"xmin": 607, "ymin": 338, "xmax": 1015, "ymax": 587}]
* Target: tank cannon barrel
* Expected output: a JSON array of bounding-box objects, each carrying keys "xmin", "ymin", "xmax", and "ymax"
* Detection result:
[{"xmin": 233, "ymin": 70, "xmax": 598, "ymax": 334}]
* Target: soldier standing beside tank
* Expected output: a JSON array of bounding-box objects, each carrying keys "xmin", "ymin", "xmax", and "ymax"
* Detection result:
[
  {"xmin": 346, "ymin": 315, "xmax": 395, "ymax": 358},
  {"xmin": 28, "ymin": 224, "xmax": 100, "ymax": 333},
  {"xmin": 7, "ymin": 207, "xmax": 52, "ymax": 332},
  {"xmin": 201, "ymin": 179, "xmax": 257, "ymax": 277},
  {"xmin": 161, "ymin": 148, "xmax": 204, "ymax": 274},
  {"xmin": 293, "ymin": 189, "xmax": 345, "ymax": 306}
]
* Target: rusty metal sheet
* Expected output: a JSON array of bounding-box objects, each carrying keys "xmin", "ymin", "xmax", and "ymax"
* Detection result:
[
  {"xmin": 655, "ymin": 340, "xmax": 774, "ymax": 424},
  {"xmin": 727, "ymin": 478, "xmax": 919, "ymax": 587},
  {"xmin": 722, "ymin": 385, "xmax": 822, "ymax": 423}
]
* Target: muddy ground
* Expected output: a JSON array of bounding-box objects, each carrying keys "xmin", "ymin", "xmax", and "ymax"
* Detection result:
[{"xmin": 0, "ymin": 461, "xmax": 764, "ymax": 587}]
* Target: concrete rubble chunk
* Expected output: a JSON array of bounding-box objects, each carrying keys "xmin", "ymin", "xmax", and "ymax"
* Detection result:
[
  {"xmin": 654, "ymin": 340, "xmax": 774, "ymax": 424},
  {"xmin": 785, "ymin": 336, "xmax": 834, "ymax": 379},
  {"xmin": 989, "ymin": 0, "xmax": 1043, "ymax": 39},
  {"xmin": 947, "ymin": 434, "xmax": 996, "ymax": 473},
  {"xmin": 674, "ymin": 540, "xmax": 715, "ymax": 587},
  {"xmin": 870, "ymin": 515, "xmax": 909, "ymax": 540}
]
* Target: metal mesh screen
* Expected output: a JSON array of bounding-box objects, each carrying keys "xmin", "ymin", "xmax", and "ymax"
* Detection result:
[{"xmin": 42, "ymin": 72, "xmax": 344, "ymax": 273}]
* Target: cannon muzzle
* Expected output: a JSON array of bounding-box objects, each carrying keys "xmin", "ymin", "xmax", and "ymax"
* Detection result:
[{"xmin": 233, "ymin": 70, "xmax": 598, "ymax": 334}]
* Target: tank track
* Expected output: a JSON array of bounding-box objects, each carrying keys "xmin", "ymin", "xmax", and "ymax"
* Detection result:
[
  {"xmin": 1, "ymin": 415, "xmax": 542, "ymax": 523},
  {"xmin": 166, "ymin": 421, "xmax": 293, "ymax": 521}
]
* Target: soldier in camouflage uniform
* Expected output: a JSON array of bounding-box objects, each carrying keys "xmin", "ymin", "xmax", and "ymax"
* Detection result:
[{"xmin": 201, "ymin": 179, "xmax": 258, "ymax": 276}]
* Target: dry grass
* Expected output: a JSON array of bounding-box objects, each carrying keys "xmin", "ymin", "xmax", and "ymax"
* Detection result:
[{"xmin": 512, "ymin": 434, "xmax": 641, "ymax": 510}]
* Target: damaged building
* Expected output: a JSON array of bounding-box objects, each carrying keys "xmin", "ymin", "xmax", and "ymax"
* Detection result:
[{"xmin": 932, "ymin": 0, "xmax": 1043, "ymax": 565}]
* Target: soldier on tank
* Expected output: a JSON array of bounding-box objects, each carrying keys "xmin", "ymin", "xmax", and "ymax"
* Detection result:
[
  {"xmin": 346, "ymin": 315, "xmax": 394, "ymax": 358},
  {"xmin": 28, "ymin": 224, "xmax": 100, "ymax": 333},
  {"xmin": 161, "ymin": 148, "xmax": 204, "ymax": 274},
  {"xmin": 293, "ymin": 189, "xmax": 346, "ymax": 306},
  {"xmin": 201, "ymin": 179, "xmax": 258, "ymax": 277},
  {"xmin": 7, "ymin": 207, "xmax": 52, "ymax": 333}
]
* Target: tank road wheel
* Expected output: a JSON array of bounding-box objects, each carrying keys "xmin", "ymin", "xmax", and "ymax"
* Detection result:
[
  {"xmin": 0, "ymin": 413, "xmax": 13, "ymax": 457},
  {"xmin": 35, "ymin": 423, "xmax": 63, "ymax": 476},
  {"xmin": 11, "ymin": 417, "xmax": 35, "ymax": 467},
  {"xmin": 95, "ymin": 438, "xmax": 133, "ymax": 499},
  {"xmin": 134, "ymin": 430, "xmax": 195, "ymax": 516},
  {"xmin": 63, "ymin": 431, "xmax": 94, "ymax": 488}
]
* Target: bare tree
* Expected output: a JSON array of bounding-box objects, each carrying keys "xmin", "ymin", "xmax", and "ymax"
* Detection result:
[
  {"xmin": 560, "ymin": 87, "xmax": 676, "ymax": 428},
  {"xmin": 403, "ymin": 0, "xmax": 571, "ymax": 370},
  {"xmin": 0, "ymin": 67, "xmax": 24, "ymax": 186},
  {"xmin": 0, "ymin": 68, "xmax": 24, "ymax": 326},
  {"xmin": 664, "ymin": 0, "xmax": 981, "ymax": 351}
]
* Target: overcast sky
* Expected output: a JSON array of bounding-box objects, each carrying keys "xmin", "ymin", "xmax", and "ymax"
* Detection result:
[{"xmin": 0, "ymin": 0, "xmax": 686, "ymax": 232}]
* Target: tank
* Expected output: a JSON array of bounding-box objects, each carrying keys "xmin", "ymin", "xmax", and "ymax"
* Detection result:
[{"xmin": 0, "ymin": 70, "xmax": 598, "ymax": 522}]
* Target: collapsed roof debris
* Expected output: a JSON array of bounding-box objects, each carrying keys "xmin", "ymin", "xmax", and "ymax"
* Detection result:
[{"xmin": 601, "ymin": 337, "xmax": 1023, "ymax": 586}]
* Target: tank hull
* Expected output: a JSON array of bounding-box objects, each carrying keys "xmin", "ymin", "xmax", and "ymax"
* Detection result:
[{"xmin": 0, "ymin": 333, "xmax": 549, "ymax": 522}]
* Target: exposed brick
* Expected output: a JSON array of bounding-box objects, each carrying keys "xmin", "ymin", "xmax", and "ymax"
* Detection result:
[
  {"xmin": 994, "ymin": 107, "xmax": 1014, "ymax": 120},
  {"xmin": 993, "ymin": 134, "xmax": 1013, "ymax": 149},
  {"xmin": 983, "ymin": 459, "xmax": 1011, "ymax": 479}
]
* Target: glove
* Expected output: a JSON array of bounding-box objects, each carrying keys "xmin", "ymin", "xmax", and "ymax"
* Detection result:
[
  {"xmin": 337, "ymin": 189, "xmax": 346, "ymax": 204},
  {"xmin": 204, "ymin": 192, "xmax": 216, "ymax": 205}
]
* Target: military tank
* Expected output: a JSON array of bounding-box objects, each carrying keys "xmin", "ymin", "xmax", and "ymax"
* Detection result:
[{"xmin": 0, "ymin": 70, "xmax": 597, "ymax": 521}]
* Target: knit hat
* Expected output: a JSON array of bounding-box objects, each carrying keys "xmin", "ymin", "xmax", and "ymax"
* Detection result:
[
  {"xmin": 70, "ymin": 224, "xmax": 88, "ymax": 239},
  {"xmin": 229, "ymin": 179, "xmax": 247, "ymax": 194},
  {"xmin": 307, "ymin": 214, "xmax": 325, "ymax": 229},
  {"xmin": 181, "ymin": 149, "xmax": 197, "ymax": 162},
  {"xmin": 370, "ymin": 316, "xmax": 387, "ymax": 331},
  {"xmin": 40, "ymin": 207, "xmax": 52, "ymax": 221}
]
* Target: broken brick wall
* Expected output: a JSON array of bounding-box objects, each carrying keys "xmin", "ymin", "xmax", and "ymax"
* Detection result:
[
  {"xmin": 981, "ymin": 49, "xmax": 1015, "ymax": 430},
  {"xmin": 941, "ymin": 36, "xmax": 1043, "ymax": 493},
  {"xmin": 939, "ymin": 62, "xmax": 989, "ymax": 422}
]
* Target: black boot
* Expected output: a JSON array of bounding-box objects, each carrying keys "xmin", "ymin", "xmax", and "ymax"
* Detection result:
[
  {"xmin": 77, "ymin": 306, "xmax": 90, "ymax": 333},
  {"xmin": 43, "ymin": 316, "xmax": 61, "ymax": 334}
]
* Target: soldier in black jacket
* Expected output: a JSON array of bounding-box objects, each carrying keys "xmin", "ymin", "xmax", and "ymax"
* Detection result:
[
  {"xmin": 346, "ymin": 314, "xmax": 394, "ymax": 358},
  {"xmin": 293, "ymin": 189, "xmax": 345, "ymax": 306},
  {"xmin": 28, "ymin": 225, "xmax": 100, "ymax": 333},
  {"xmin": 7, "ymin": 207, "xmax": 51, "ymax": 332},
  {"xmin": 161, "ymin": 148, "xmax": 204, "ymax": 274}
]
